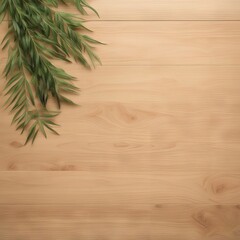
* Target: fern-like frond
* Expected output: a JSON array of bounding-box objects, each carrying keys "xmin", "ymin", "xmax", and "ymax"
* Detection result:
[{"xmin": 1, "ymin": 0, "xmax": 101, "ymax": 144}]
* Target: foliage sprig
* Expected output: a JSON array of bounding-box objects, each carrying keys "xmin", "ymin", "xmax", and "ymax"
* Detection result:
[{"xmin": 0, "ymin": 0, "xmax": 101, "ymax": 144}]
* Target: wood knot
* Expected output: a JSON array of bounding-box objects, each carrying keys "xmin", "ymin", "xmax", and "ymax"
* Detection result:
[
  {"xmin": 192, "ymin": 211, "xmax": 212, "ymax": 229},
  {"xmin": 213, "ymin": 183, "xmax": 226, "ymax": 194},
  {"xmin": 235, "ymin": 205, "xmax": 240, "ymax": 210},
  {"xmin": 8, "ymin": 162, "xmax": 17, "ymax": 170},
  {"xmin": 10, "ymin": 141, "xmax": 23, "ymax": 148}
]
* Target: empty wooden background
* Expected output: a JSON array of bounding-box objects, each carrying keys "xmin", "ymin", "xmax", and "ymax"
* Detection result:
[{"xmin": 0, "ymin": 0, "xmax": 240, "ymax": 239}]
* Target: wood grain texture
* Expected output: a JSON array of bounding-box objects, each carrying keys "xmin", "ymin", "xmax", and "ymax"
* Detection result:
[
  {"xmin": 0, "ymin": 172, "xmax": 239, "ymax": 205},
  {"xmin": 2, "ymin": 22, "xmax": 240, "ymax": 65},
  {"xmin": 90, "ymin": 21, "xmax": 240, "ymax": 65},
  {"xmin": 0, "ymin": 66, "xmax": 240, "ymax": 172},
  {"xmin": 58, "ymin": 0, "xmax": 240, "ymax": 20},
  {"xmin": 1, "ymin": 205, "xmax": 240, "ymax": 240},
  {"xmin": 1, "ymin": 1, "xmax": 240, "ymax": 239}
]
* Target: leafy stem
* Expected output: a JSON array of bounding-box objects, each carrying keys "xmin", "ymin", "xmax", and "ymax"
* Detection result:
[{"xmin": 0, "ymin": 0, "xmax": 101, "ymax": 144}]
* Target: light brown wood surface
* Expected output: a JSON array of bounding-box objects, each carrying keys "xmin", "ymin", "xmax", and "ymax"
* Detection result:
[
  {"xmin": 59, "ymin": 0, "xmax": 240, "ymax": 20},
  {"xmin": 0, "ymin": 1, "xmax": 240, "ymax": 239},
  {"xmin": 2, "ymin": 21, "xmax": 240, "ymax": 65}
]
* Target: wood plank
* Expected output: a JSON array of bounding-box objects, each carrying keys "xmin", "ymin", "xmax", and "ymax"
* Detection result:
[
  {"xmin": 1, "ymin": 141, "xmax": 240, "ymax": 172},
  {"xmin": 58, "ymin": 0, "xmax": 240, "ymax": 21},
  {"xmin": 0, "ymin": 172, "xmax": 239, "ymax": 205},
  {"xmin": 90, "ymin": 21, "xmax": 240, "ymax": 65},
  {"xmin": 1, "ymin": 66, "xmax": 240, "ymax": 171},
  {"xmin": 2, "ymin": 22, "xmax": 240, "ymax": 65},
  {"xmin": 0, "ymin": 204, "xmax": 239, "ymax": 240},
  {"xmin": 64, "ymin": 65, "xmax": 240, "ymax": 104}
]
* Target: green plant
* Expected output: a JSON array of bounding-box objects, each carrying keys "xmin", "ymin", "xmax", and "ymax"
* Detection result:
[{"xmin": 0, "ymin": 0, "xmax": 101, "ymax": 144}]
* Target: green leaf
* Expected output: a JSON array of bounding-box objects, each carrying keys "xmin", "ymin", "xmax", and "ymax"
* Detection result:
[
  {"xmin": 24, "ymin": 122, "xmax": 37, "ymax": 145},
  {"xmin": 1, "ymin": 0, "xmax": 102, "ymax": 144}
]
